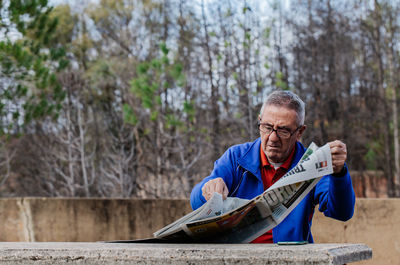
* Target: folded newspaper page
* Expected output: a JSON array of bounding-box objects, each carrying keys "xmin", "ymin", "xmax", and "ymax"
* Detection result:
[{"xmin": 154, "ymin": 142, "xmax": 333, "ymax": 243}]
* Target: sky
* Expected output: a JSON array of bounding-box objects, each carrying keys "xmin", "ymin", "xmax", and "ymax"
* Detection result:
[{"xmin": 48, "ymin": 0, "xmax": 291, "ymax": 17}]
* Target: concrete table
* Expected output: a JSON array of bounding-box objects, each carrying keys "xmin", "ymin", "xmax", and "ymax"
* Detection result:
[{"xmin": 0, "ymin": 242, "xmax": 371, "ymax": 264}]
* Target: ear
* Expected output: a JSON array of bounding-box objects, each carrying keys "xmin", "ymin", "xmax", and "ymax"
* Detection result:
[{"xmin": 296, "ymin": 125, "xmax": 307, "ymax": 141}]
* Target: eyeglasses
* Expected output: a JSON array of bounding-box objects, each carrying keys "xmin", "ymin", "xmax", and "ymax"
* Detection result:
[{"xmin": 258, "ymin": 122, "xmax": 302, "ymax": 139}]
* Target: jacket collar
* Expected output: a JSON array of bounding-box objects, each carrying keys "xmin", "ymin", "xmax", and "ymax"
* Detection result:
[
  {"xmin": 289, "ymin": 141, "xmax": 306, "ymax": 171},
  {"xmin": 237, "ymin": 138, "xmax": 306, "ymax": 181}
]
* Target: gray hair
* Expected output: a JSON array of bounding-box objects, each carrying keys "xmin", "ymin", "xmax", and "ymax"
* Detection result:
[{"xmin": 260, "ymin": 90, "xmax": 305, "ymax": 126}]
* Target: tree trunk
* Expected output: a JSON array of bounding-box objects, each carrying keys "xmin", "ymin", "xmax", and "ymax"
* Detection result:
[
  {"xmin": 387, "ymin": 43, "xmax": 400, "ymax": 196},
  {"xmin": 201, "ymin": 0, "xmax": 220, "ymax": 161}
]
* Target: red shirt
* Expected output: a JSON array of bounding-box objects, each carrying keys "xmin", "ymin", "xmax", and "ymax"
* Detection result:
[{"xmin": 251, "ymin": 145, "xmax": 295, "ymax": 243}]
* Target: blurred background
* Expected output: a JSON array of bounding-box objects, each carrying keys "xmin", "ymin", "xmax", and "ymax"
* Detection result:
[{"xmin": 0, "ymin": 0, "xmax": 398, "ymax": 199}]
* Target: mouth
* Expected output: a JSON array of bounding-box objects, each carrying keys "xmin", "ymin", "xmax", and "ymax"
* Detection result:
[{"xmin": 267, "ymin": 145, "xmax": 281, "ymax": 149}]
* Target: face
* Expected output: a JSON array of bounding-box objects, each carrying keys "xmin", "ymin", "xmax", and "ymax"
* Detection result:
[{"xmin": 259, "ymin": 105, "xmax": 305, "ymax": 163}]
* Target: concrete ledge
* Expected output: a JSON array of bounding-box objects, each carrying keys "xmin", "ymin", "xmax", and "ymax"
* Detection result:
[{"xmin": 0, "ymin": 242, "xmax": 371, "ymax": 265}]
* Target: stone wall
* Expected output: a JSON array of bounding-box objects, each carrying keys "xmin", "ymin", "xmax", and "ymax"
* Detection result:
[
  {"xmin": 0, "ymin": 198, "xmax": 191, "ymax": 242},
  {"xmin": 312, "ymin": 198, "xmax": 399, "ymax": 265},
  {"xmin": 0, "ymin": 198, "xmax": 397, "ymax": 265}
]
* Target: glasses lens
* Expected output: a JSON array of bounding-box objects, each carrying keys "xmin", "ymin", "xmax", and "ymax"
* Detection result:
[
  {"xmin": 259, "ymin": 123, "xmax": 299, "ymax": 139},
  {"xmin": 259, "ymin": 125, "xmax": 272, "ymax": 133},
  {"xmin": 277, "ymin": 129, "xmax": 291, "ymax": 138}
]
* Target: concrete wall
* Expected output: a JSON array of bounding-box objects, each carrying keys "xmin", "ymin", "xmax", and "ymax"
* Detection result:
[
  {"xmin": 0, "ymin": 198, "xmax": 191, "ymax": 242},
  {"xmin": 0, "ymin": 198, "xmax": 397, "ymax": 265},
  {"xmin": 312, "ymin": 198, "xmax": 399, "ymax": 265}
]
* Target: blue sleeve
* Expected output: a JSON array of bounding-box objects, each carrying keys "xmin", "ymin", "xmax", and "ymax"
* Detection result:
[
  {"xmin": 190, "ymin": 148, "xmax": 238, "ymax": 210},
  {"xmin": 313, "ymin": 164, "xmax": 355, "ymax": 221}
]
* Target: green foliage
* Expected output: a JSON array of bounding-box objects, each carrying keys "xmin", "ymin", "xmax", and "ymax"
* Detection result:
[
  {"xmin": 224, "ymin": 8, "xmax": 232, "ymax": 17},
  {"xmin": 263, "ymin": 27, "xmax": 271, "ymax": 40},
  {"xmin": 183, "ymin": 100, "xmax": 195, "ymax": 122},
  {"xmin": 166, "ymin": 114, "xmax": 183, "ymax": 128},
  {"xmin": 274, "ymin": 71, "xmax": 288, "ymax": 90},
  {"xmin": 47, "ymin": 4, "xmax": 76, "ymax": 46},
  {"xmin": 242, "ymin": 6, "xmax": 251, "ymax": 14},
  {"xmin": 364, "ymin": 140, "xmax": 383, "ymax": 170},
  {"xmin": 122, "ymin": 104, "xmax": 138, "ymax": 126},
  {"xmin": 150, "ymin": 110, "xmax": 158, "ymax": 121},
  {"xmin": 234, "ymin": 112, "xmax": 242, "ymax": 119},
  {"xmin": 160, "ymin": 42, "xmax": 169, "ymax": 55},
  {"xmin": 0, "ymin": 0, "xmax": 69, "ymax": 134},
  {"xmin": 129, "ymin": 43, "xmax": 187, "ymax": 129}
]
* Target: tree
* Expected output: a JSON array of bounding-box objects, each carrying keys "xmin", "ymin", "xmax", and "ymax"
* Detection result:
[
  {"xmin": 0, "ymin": 0, "xmax": 69, "ymax": 194},
  {"xmin": 129, "ymin": 43, "xmax": 199, "ymax": 197},
  {"xmin": 360, "ymin": 0, "xmax": 400, "ymax": 196},
  {"xmin": 4, "ymin": 0, "xmax": 399, "ymax": 199},
  {"xmin": 0, "ymin": 0, "xmax": 68, "ymax": 132}
]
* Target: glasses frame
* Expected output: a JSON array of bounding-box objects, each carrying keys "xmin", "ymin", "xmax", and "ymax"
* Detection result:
[{"xmin": 257, "ymin": 121, "xmax": 302, "ymax": 139}]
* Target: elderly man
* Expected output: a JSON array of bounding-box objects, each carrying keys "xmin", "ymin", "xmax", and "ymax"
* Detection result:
[{"xmin": 190, "ymin": 90, "xmax": 355, "ymax": 243}]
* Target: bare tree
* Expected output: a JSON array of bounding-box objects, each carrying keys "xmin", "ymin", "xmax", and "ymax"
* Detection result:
[{"xmin": 0, "ymin": 141, "xmax": 15, "ymax": 189}]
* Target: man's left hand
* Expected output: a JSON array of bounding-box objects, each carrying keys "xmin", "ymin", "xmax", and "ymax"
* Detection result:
[{"xmin": 328, "ymin": 140, "xmax": 347, "ymax": 174}]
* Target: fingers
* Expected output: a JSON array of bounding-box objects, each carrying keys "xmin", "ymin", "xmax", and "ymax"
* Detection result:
[
  {"xmin": 328, "ymin": 140, "xmax": 347, "ymax": 174},
  {"xmin": 201, "ymin": 178, "xmax": 229, "ymax": 201}
]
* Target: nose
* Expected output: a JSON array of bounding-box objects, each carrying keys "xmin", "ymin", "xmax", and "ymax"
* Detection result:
[{"xmin": 268, "ymin": 129, "xmax": 280, "ymax": 141}]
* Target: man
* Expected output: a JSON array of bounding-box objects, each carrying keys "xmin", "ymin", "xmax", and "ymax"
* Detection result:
[{"xmin": 190, "ymin": 90, "xmax": 355, "ymax": 243}]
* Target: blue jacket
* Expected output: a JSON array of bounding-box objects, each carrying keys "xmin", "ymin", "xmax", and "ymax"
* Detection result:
[{"xmin": 190, "ymin": 138, "xmax": 355, "ymax": 243}]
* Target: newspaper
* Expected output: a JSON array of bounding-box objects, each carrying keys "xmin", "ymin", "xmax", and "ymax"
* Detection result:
[{"xmin": 154, "ymin": 142, "xmax": 333, "ymax": 243}]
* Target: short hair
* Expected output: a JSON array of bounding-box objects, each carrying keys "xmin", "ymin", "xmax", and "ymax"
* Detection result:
[{"xmin": 260, "ymin": 90, "xmax": 305, "ymax": 125}]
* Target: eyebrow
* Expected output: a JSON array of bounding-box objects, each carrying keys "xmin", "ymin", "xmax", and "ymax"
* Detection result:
[{"xmin": 261, "ymin": 123, "xmax": 291, "ymax": 131}]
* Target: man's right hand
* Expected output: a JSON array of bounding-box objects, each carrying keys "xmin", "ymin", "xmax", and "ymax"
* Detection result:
[{"xmin": 201, "ymin": 177, "xmax": 229, "ymax": 201}]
